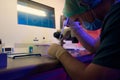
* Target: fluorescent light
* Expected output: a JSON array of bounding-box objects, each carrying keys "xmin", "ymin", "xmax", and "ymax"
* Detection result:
[{"xmin": 17, "ymin": 4, "xmax": 46, "ymax": 17}]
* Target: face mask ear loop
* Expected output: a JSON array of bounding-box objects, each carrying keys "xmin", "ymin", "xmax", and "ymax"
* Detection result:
[
  {"xmin": 91, "ymin": 9, "xmax": 97, "ymax": 20},
  {"xmin": 84, "ymin": 3, "xmax": 89, "ymax": 21},
  {"xmin": 86, "ymin": 3, "xmax": 96, "ymax": 20},
  {"xmin": 85, "ymin": 6, "xmax": 95, "ymax": 22}
]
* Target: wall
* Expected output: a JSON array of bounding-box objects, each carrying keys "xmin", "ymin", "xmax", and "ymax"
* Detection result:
[{"xmin": 0, "ymin": 0, "xmax": 65, "ymax": 53}]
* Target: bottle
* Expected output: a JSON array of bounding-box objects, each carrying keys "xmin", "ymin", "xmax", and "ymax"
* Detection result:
[
  {"xmin": 29, "ymin": 46, "xmax": 33, "ymax": 53},
  {"xmin": 0, "ymin": 39, "xmax": 2, "ymax": 53}
]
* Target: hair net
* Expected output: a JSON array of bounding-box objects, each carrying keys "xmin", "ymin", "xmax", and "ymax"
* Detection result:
[{"xmin": 63, "ymin": 0, "xmax": 101, "ymax": 17}]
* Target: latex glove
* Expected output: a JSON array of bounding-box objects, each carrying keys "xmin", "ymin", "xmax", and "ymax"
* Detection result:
[{"xmin": 47, "ymin": 44, "xmax": 68, "ymax": 59}]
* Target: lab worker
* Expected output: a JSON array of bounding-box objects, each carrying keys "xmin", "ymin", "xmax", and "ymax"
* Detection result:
[{"xmin": 48, "ymin": 0, "xmax": 120, "ymax": 80}]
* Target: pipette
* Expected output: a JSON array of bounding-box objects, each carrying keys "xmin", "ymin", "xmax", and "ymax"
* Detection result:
[
  {"xmin": 59, "ymin": 18, "xmax": 69, "ymax": 46},
  {"xmin": 59, "ymin": 18, "xmax": 69, "ymax": 40}
]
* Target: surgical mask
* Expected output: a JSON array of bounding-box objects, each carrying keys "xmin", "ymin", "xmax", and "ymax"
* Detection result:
[{"xmin": 83, "ymin": 18, "xmax": 102, "ymax": 30}]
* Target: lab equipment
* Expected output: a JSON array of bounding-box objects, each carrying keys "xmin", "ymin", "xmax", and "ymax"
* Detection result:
[
  {"xmin": 8, "ymin": 53, "xmax": 41, "ymax": 59},
  {"xmin": 2, "ymin": 47, "xmax": 14, "ymax": 54},
  {"xmin": 59, "ymin": 18, "xmax": 70, "ymax": 46}
]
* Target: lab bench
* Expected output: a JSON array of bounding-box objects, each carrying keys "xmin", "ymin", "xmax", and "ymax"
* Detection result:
[
  {"xmin": 0, "ymin": 55, "xmax": 66, "ymax": 80},
  {"xmin": 0, "ymin": 53, "xmax": 94, "ymax": 80}
]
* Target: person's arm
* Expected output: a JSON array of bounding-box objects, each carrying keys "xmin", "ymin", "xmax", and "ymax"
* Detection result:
[
  {"xmin": 65, "ymin": 19, "xmax": 100, "ymax": 53},
  {"xmin": 71, "ymin": 24, "xmax": 100, "ymax": 53},
  {"xmin": 59, "ymin": 52, "xmax": 120, "ymax": 80},
  {"xmin": 48, "ymin": 44, "xmax": 120, "ymax": 80}
]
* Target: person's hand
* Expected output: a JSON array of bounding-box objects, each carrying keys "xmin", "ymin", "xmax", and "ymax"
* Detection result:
[
  {"xmin": 63, "ymin": 18, "xmax": 80, "ymax": 29},
  {"xmin": 47, "ymin": 43, "xmax": 68, "ymax": 59}
]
